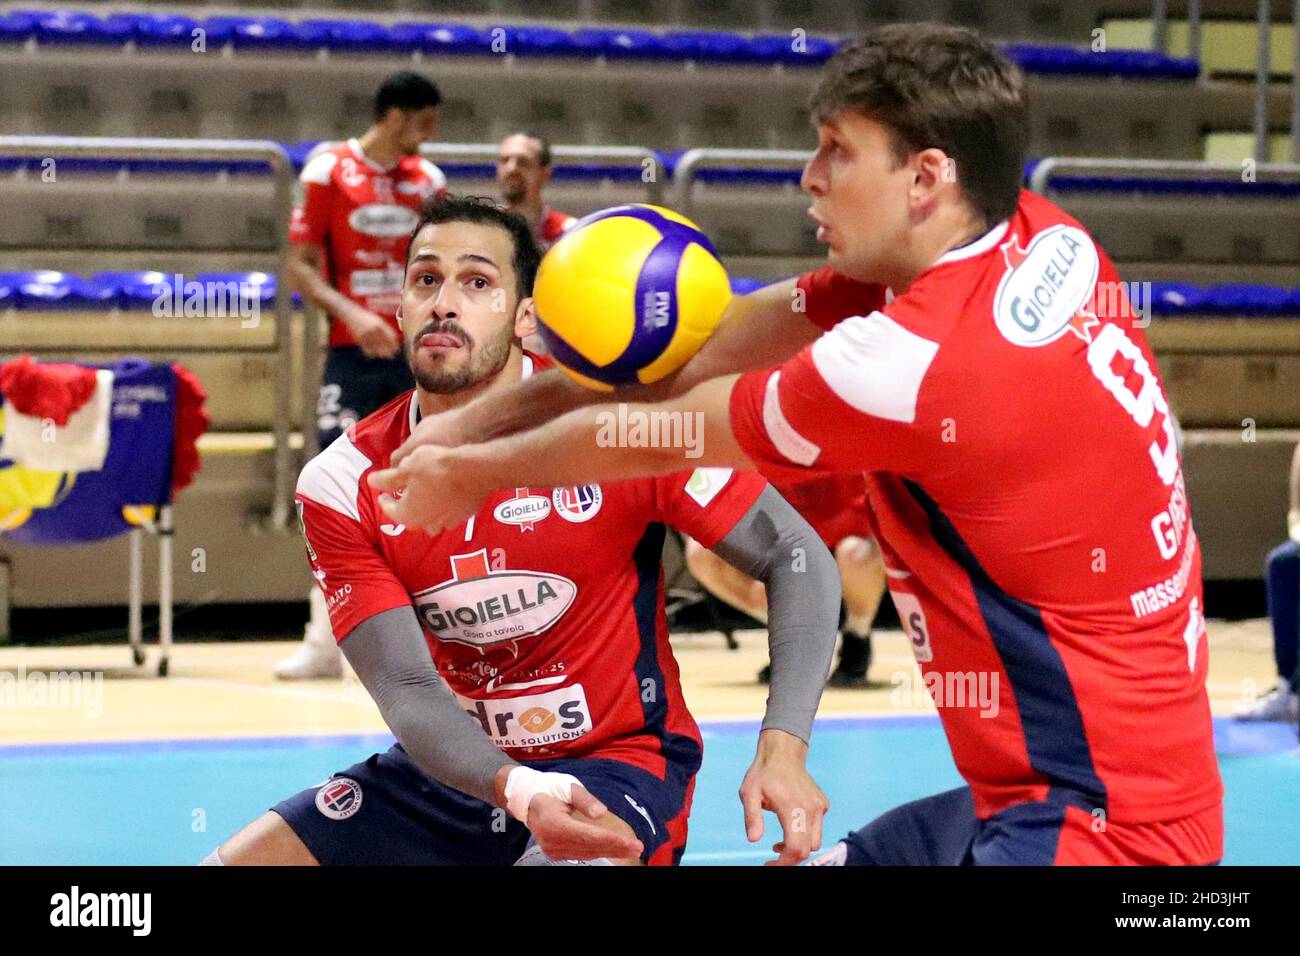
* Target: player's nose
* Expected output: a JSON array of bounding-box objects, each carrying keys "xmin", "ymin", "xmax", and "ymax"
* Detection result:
[{"xmin": 800, "ymin": 154, "xmax": 826, "ymax": 196}]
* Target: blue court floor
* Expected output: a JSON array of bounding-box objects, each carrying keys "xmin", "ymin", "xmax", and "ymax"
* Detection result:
[{"xmin": 1, "ymin": 716, "xmax": 1295, "ymax": 865}]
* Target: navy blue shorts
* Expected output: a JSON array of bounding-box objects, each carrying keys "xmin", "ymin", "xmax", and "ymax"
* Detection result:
[
  {"xmin": 838, "ymin": 786, "xmax": 1223, "ymax": 866},
  {"xmin": 272, "ymin": 744, "xmax": 694, "ymax": 866},
  {"xmin": 840, "ymin": 786, "xmax": 1066, "ymax": 865},
  {"xmin": 316, "ymin": 346, "xmax": 412, "ymax": 448}
]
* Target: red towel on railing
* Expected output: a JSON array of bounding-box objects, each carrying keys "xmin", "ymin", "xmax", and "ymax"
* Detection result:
[
  {"xmin": 170, "ymin": 363, "xmax": 209, "ymax": 494},
  {"xmin": 0, "ymin": 355, "xmax": 99, "ymax": 426}
]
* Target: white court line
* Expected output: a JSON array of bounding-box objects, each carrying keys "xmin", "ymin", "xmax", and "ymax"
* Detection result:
[
  {"xmin": 698, "ymin": 709, "xmax": 934, "ymax": 725},
  {"xmin": 680, "ymin": 849, "xmax": 774, "ymax": 862}
]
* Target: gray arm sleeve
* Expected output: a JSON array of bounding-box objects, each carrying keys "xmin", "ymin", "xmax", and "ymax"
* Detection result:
[
  {"xmin": 706, "ymin": 485, "xmax": 841, "ymax": 743},
  {"xmin": 339, "ymin": 606, "xmax": 519, "ymax": 805}
]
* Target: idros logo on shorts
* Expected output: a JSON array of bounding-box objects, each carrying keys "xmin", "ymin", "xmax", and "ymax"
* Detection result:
[
  {"xmin": 458, "ymin": 684, "xmax": 592, "ymax": 749},
  {"xmin": 315, "ymin": 777, "xmax": 363, "ymax": 820}
]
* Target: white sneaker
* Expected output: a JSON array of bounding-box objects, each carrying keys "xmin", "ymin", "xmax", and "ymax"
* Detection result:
[
  {"xmin": 1234, "ymin": 679, "xmax": 1300, "ymax": 722},
  {"xmin": 273, "ymin": 634, "xmax": 343, "ymax": 680}
]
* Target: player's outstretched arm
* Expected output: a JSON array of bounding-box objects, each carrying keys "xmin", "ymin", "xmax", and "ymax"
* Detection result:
[
  {"xmin": 372, "ymin": 374, "xmax": 752, "ymax": 534},
  {"xmin": 341, "ymin": 607, "xmax": 642, "ymax": 862},
  {"xmin": 707, "ymin": 487, "xmax": 838, "ymax": 865},
  {"xmin": 390, "ymin": 278, "xmax": 814, "ymax": 464}
]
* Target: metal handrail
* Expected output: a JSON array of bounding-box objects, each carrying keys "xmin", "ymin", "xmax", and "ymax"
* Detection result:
[
  {"xmin": 671, "ymin": 148, "xmax": 810, "ymax": 219},
  {"xmin": 0, "ymin": 136, "xmax": 298, "ymax": 528},
  {"xmin": 419, "ymin": 142, "xmax": 667, "ymax": 204},
  {"xmin": 1028, "ymin": 156, "xmax": 1300, "ymax": 194}
]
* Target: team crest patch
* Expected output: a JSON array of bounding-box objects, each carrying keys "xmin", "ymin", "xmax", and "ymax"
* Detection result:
[
  {"xmin": 315, "ymin": 778, "xmax": 363, "ymax": 820},
  {"xmin": 993, "ymin": 225, "xmax": 1100, "ymax": 348},
  {"xmin": 494, "ymin": 488, "xmax": 551, "ymax": 532},
  {"xmin": 552, "ymin": 484, "xmax": 603, "ymax": 523}
]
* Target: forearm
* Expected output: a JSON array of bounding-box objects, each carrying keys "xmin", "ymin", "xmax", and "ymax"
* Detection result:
[
  {"xmin": 669, "ymin": 278, "xmax": 818, "ymax": 394},
  {"xmin": 707, "ymin": 486, "xmax": 840, "ymax": 743},
  {"xmin": 340, "ymin": 607, "xmax": 518, "ymax": 805},
  {"xmin": 289, "ymin": 253, "xmax": 360, "ymax": 324},
  {"xmin": 457, "ymin": 374, "xmax": 751, "ymax": 490},
  {"xmin": 447, "ymin": 368, "xmax": 610, "ymax": 447}
]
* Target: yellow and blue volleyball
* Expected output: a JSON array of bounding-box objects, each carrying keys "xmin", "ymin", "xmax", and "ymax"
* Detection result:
[{"xmin": 533, "ymin": 204, "xmax": 732, "ymax": 391}]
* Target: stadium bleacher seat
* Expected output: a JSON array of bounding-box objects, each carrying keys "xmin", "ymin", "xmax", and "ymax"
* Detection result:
[
  {"xmin": 5, "ymin": 270, "xmax": 1296, "ymax": 319},
  {"xmin": 0, "ymin": 8, "xmax": 1212, "ymax": 154}
]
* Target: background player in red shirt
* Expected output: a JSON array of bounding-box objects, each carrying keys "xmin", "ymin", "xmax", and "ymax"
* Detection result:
[
  {"xmin": 685, "ymin": 471, "xmax": 886, "ymax": 687},
  {"xmin": 497, "ymin": 131, "xmax": 575, "ymax": 359},
  {"xmin": 211, "ymin": 196, "xmax": 839, "ymax": 866},
  {"xmin": 497, "ymin": 131, "xmax": 576, "ymax": 252},
  {"xmin": 276, "ymin": 72, "xmax": 448, "ymax": 680},
  {"xmin": 376, "ymin": 25, "xmax": 1224, "ymax": 866}
]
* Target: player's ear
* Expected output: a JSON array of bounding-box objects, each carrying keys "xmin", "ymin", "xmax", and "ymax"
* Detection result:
[
  {"xmin": 514, "ymin": 296, "xmax": 537, "ymax": 339},
  {"xmin": 910, "ymin": 147, "xmax": 950, "ymax": 213}
]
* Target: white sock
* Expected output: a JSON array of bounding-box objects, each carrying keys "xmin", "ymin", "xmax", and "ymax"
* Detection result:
[
  {"xmin": 199, "ymin": 847, "xmax": 224, "ymax": 866},
  {"xmin": 305, "ymin": 586, "xmax": 336, "ymax": 648},
  {"xmin": 843, "ymin": 613, "xmax": 873, "ymax": 638}
]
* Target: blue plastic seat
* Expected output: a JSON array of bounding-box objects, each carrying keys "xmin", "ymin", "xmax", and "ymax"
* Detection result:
[
  {"xmin": 18, "ymin": 10, "xmax": 129, "ymax": 46},
  {"xmin": 0, "ymin": 10, "xmax": 39, "ymax": 43},
  {"xmin": 90, "ymin": 272, "xmax": 174, "ymax": 311},
  {"xmin": 388, "ymin": 22, "xmax": 492, "ymax": 56},
  {"xmin": 660, "ymin": 30, "xmax": 751, "ymax": 64},
  {"xmin": 1042, "ymin": 174, "xmax": 1300, "ymax": 199},
  {"xmin": 3, "ymin": 271, "xmax": 116, "ymax": 310},
  {"xmin": 197, "ymin": 17, "xmax": 258, "ymax": 48},
  {"xmin": 569, "ymin": 27, "xmax": 664, "ymax": 60},
  {"xmin": 746, "ymin": 33, "xmax": 837, "ymax": 67},
  {"xmin": 1149, "ymin": 283, "xmax": 1208, "ymax": 316},
  {"xmin": 507, "ymin": 25, "xmax": 582, "ymax": 58},
  {"xmin": 1204, "ymin": 284, "xmax": 1297, "ymax": 316},
  {"xmin": 131, "ymin": 13, "xmax": 200, "ymax": 49},
  {"xmin": 298, "ymin": 19, "xmax": 396, "ymax": 54},
  {"xmin": 227, "ymin": 17, "xmax": 303, "ymax": 51}
]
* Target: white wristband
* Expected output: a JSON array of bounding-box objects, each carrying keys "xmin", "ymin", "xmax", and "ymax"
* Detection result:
[{"xmin": 504, "ymin": 766, "xmax": 581, "ymax": 824}]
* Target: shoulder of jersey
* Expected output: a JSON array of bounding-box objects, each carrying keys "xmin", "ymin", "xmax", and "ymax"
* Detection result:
[
  {"xmin": 298, "ymin": 143, "xmax": 350, "ymax": 186},
  {"xmin": 297, "ymin": 392, "xmax": 411, "ymax": 510},
  {"xmin": 415, "ymin": 157, "xmax": 448, "ymax": 190}
]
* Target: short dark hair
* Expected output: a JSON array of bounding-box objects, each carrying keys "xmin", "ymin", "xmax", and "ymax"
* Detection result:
[
  {"xmin": 507, "ymin": 130, "xmax": 553, "ymax": 167},
  {"xmin": 406, "ymin": 194, "xmax": 541, "ymax": 300},
  {"xmin": 374, "ymin": 71, "xmax": 442, "ymax": 120},
  {"xmin": 808, "ymin": 23, "xmax": 1028, "ymax": 225}
]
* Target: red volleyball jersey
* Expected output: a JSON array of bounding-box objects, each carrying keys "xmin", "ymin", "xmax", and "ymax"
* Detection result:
[
  {"xmin": 731, "ymin": 190, "xmax": 1222, "ymax": 830},
  {"xmin": 773, "ymin": 471, "xmax": 871, "ymax": 550},
  {"xmin": 290, "ymin": 139, "xmax": 448, "ymax": 349},
  {"xmin": 538, "ymin": 207, "xmax": 576, "ymax": 249},
  {"xmin": 295, "ymin": 355, "xmax": 764, "ymax": 777}
]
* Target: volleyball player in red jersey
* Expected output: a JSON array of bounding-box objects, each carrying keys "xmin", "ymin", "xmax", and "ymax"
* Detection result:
[
  {"xmin": 210, "ymin": 196, "xmax": 839, "ymax": 867},
  {"xmin": 276, "ymin": 72, "xmax": 449, "ymax": 681},
  {"xmin": 378, "ymin": 25, "xmax": 1223, "ymax": 865}
]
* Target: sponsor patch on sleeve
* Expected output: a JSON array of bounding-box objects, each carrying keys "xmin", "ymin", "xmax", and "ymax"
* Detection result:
[{"xmin": 685, "ymin": 467, "xmax": 733, "ymax": 507}]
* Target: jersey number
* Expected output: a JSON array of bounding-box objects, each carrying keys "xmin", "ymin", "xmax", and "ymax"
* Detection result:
[{"xmin": 1085, "ymin": 324, "xmax": 1179, "ymax": 486}]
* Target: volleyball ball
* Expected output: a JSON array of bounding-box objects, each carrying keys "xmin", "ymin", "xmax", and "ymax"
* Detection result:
[{"xmin": 533, "ymin": 204, "xmax": 732, "ymax": 391}]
